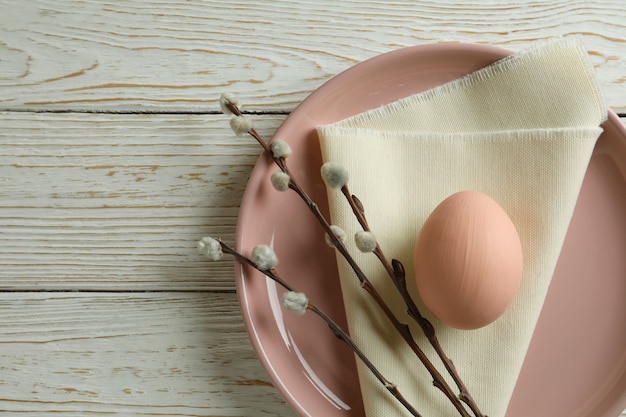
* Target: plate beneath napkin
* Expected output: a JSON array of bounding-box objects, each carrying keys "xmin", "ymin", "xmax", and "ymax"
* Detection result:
[
  {"xmin": 235, "ymin": 40, "xmax": 626, "ymax": 417},
  {"xmin": 318, "ymin": 39, "xmax": 607, "ymax": 417},
  {"xmin": 316, "ymin": 38, "xmax": 607, "ymax": 417}
]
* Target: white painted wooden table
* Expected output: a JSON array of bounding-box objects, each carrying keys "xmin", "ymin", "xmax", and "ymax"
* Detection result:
[{"xmin": 0, "ymin": 1, "xmax": 624, "ymax": 415}]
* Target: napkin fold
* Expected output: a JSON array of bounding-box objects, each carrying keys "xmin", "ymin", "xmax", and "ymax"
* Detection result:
[{"xmin": 316, "ymin": 38, "xmax": 606, "ymax": 417}]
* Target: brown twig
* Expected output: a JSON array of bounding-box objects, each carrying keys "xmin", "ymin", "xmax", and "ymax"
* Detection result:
[
  {"xmin": 222, "ymin": 96, "xmax": 474, "ymax": 417},
  {"xmin": 218, "ymin": 240, "xmax": 423, "ymax": 417},
  {"xmin": 285, "ymin": 176, "xmax": 471, "ymax": 417},
  {"xmin": 341, "ymin": 185, "xmax": 486, "ymax": 417}
]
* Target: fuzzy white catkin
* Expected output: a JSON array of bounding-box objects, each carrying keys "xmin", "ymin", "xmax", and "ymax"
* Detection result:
[
  {"xmin": 354, "ymin": 230, "xmax": 377, "ymax": 253},
  {"xmin": 251, "ymin": 244, "xmax": 278, "ymax": 270},
  {"xmin": 281, "ymin": 291, "xmax": 308, "ymax": 315},
  {"xmin": 320, "ymin": 162, "xmax": 349, "ymax": 189},
  {"xmin": 270, "ymin": 171, "xmax": 291, "ymax": 192},
  {"xmin": 230, "ymin": 115, "xmax": 253, "ymax": 136},
  {"xmin": 197, "ymin": 236, "xmax": 223, "ymax": 261},
  {"xmin": 325, "ymin": 225, "xmax": 347, "ymax": 247},
  {"xmin": 219, "ymin": 93, "xmax": 240, "ymax": 115},
  {"xmin": 270, "ymin": 139, "xmax": 293, "ymax": 159}
]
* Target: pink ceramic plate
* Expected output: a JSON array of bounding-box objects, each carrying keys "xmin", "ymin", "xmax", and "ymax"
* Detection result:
[{"xmin": 236, "ymin": 43, "xmax": 626, "ymax": 417}]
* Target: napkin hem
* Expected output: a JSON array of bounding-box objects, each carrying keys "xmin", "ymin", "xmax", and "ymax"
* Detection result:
[{"xmin": 323, "ymin": 37, "xmax": 607, "ymax": 130}]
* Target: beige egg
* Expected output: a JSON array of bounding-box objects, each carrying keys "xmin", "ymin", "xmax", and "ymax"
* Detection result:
[{"xmin": 413, "ymin": 190, "xmax": 523, "ymax": 330}]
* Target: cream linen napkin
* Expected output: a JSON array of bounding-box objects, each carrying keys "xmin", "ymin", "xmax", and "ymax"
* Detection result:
[{"xmin": 316, "ymin": 38, "xmax": 607, "ymax": 417}]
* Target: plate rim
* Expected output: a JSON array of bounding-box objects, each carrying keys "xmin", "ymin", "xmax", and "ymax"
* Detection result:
[{"xmin": 234, "ymin": 42, "xmax": 626, "ymax": 417}]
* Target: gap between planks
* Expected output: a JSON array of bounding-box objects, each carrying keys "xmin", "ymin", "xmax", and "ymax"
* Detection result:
[
  {"xmin": 0, "ymin": 108, "xmax": 293, "ymax": 115},
  {"xmin": 1, "ymin": 108, "xmax": 624, "ymax": 118},
  {"xmin": 0, "ymin": 289, "xmax": 236, "ymax": 293}
]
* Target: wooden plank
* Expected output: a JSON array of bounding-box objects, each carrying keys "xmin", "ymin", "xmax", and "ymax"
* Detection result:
[
  {"xmin": 1, "ymin": 0, "xmax": 625, "ymax": 112},
  {"xmin": 0, "ymin": 291, "xmax": 621, "ymax": 416},
  {"xmin": 0, "ymin": 288, "xmax": 621, "ymax": 415},
  {"xmin": 0, "ymin": 112, "xmax": 285, "ymax": 290},
  {"xmin": 0, "ymin": 292, "xmax": 296, "ymax": 416}
]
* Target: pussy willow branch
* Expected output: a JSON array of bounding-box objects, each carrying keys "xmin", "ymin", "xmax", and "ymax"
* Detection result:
[
  {"xmin": 341, "ymin": 189, "xmax": 486, "ymax": 417},
  {"xmin": 217, "ymin": 240, "xmax": 422, "ymax": 417},
  {"xmin": 223, "ymin": 99, "xmax": 472, "ymax": 417}
]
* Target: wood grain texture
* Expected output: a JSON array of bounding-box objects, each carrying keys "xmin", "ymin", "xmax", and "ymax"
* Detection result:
[
  {"xmin": 0, "ymin": 112, "xmax": 285, "ymax": 290},
  {"xmin": 0, "ymin": 292, "xmax": 296, "ymax": 416},
  {"xmin": 1, "ymin": 1, "xmax": 625, "ymax": 416},
  {"xmin": 0, "ymin": 0, "xmax": 625, "ymax": 112}
]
